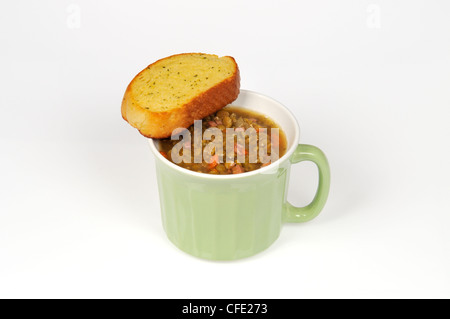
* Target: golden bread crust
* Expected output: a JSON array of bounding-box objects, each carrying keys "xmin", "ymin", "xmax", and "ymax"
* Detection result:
[{"xmin": 121, "ymin": 54, "xmax": 240, "ymax": 139}]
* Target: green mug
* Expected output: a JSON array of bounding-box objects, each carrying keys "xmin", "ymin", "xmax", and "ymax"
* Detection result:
[{"xmin": 149, "ymin": 90, "xmax": 330, "ymax": 260}]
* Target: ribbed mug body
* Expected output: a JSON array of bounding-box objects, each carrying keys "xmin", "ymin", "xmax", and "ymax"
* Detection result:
[{"xmin": 155, "ymin": 158, "xmax": 291, "ymax": 260}]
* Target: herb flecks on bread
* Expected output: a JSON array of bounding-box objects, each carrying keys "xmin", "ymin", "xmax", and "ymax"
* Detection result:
[{"xmin": 122, "ymin": 53, "xmax": 240, "ymax": 138}]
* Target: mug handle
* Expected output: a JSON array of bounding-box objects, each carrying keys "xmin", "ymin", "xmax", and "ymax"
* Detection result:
[{"xmin": 283, "ymin": 144, "xmax": 331, "ymax": 223}]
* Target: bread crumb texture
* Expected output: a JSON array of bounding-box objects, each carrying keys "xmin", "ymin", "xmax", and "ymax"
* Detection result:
[{"xmin": 131, "ymin": 53, "xmax": 236, "ymax": 112}]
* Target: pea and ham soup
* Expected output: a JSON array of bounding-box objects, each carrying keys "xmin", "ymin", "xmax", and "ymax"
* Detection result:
[{"xmin": 158, "ymin": 107, "xmax": 287, "ymax": 174}]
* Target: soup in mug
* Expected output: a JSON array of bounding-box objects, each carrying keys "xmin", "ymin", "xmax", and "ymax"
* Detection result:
[{"xmin": 158, "ymin": 107, "xmax": 287, "ymax": 174}]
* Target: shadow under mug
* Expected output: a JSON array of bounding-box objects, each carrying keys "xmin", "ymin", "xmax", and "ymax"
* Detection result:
[{"xmin": 149, "ymin": 90, "xmax": 330, "ymax": 260}]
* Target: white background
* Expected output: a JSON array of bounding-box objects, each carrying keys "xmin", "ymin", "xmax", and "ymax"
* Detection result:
[{"xmin": 1, "ymin": 0, "xmax": 449, "ymax": 299}]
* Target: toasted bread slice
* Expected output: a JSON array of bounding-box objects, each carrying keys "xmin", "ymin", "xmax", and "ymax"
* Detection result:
[{"xmin": 121, "ymin": 53, "xmax": 240, "ymax": 138}]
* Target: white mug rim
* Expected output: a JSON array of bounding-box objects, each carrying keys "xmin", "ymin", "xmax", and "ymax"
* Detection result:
[{"xmin": 148, "ymin": 90, "xmax": 300, "ymax": 180}]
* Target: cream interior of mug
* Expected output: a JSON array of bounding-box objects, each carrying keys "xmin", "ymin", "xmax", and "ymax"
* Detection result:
[{"xmin": 150, "ymin": 90, "xmax": 300, "ymax": 175}]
